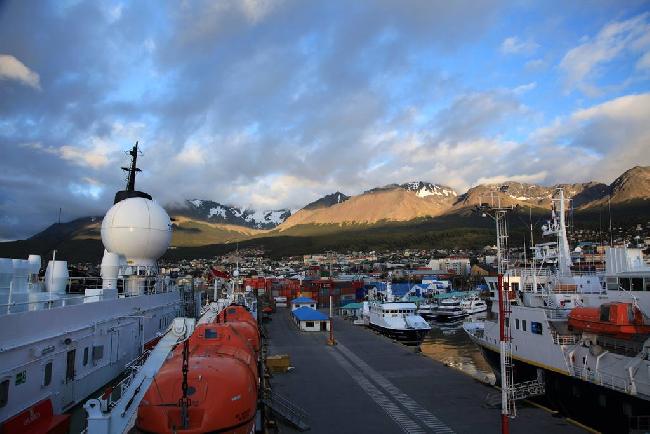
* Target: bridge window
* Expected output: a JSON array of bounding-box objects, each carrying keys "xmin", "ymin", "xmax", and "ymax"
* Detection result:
[
  {"xmin": 531, "ymin": 322, "xmax": 543, "ymax": 335},
  {"xmin": 632, "ymin": 278, "xmax": 643, "ymax": 291}
]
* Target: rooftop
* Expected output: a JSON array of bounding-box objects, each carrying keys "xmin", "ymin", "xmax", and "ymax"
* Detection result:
[
  {"xmin": 292, "ymin": 306, "xmax": 329, "ymax": 321},
  {"xmin": 291, "ymin": 296, "xmax": 317, "ymax": 304}
]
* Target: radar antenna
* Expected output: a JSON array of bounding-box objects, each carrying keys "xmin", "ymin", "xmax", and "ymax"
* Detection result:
[{"xmin": 121, "ymin": 142, "xmax": 142, "ymax": 192}]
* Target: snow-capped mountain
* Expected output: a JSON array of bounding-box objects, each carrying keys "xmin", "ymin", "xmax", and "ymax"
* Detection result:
[
  {"xmin": 303, "ymin": 192, "xmax": 350, "ymax": 210},
  {"xmin": 399, "ymin": 181, "xmax": 457, "ymax": 198},
  {"xmin": 175, "ymin": 200, "xmax": 292, "ymax": 229}
]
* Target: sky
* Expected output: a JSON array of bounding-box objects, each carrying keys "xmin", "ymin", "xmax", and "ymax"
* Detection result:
[{"xmin": 1, "ymin": 0, "xmax": 649, "ymax": 240}]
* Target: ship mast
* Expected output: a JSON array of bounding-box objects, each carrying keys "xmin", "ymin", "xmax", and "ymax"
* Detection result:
[
  {"xmin": 121, "ymin": 142, "xmax": 142, "ymax": 192},
  {"xmin": 477, "ymin": 190, "xmax": 515, "ymax": 434}
]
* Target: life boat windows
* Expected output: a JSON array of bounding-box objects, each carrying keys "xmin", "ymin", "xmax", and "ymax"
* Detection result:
[
  {"xmin": 204, "ymin": 329, "xmax": 219, "ymax": 339},
  {"xmin": 228, "ymin": 308, "xmax": 237, "ymax": 314},
  {"xmin": 600, "ymin": 305, "xmax": 610, "ymax": 322}
]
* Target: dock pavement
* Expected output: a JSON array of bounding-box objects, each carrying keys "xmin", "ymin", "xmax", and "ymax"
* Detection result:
[{"xmin": 266, "ymin": 309, "xmax": 588, "ymax": 434}]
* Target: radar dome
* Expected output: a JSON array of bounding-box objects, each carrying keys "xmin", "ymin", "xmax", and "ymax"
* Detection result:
[{"xmin": 101, "ymin": 197, "xmax": 172, "ymax": 266}]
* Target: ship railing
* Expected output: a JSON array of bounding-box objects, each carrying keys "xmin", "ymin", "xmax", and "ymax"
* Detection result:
[
  {"xmin": 0, "ymin": 277, "xmax": 183, "ymax": 315},
  {"xmin": 543, "ymin": 308, "xmax": 570, "ymax": 321},
  {"xmin": 551, "ymin": 331, "xmax": 579, "ymax": 346},
  {"xmin": 98, "ymin": 349, "xmax": 153, "ymax": 412},
  {"xmin": 572, "ymin": 367, "xmax": 632, "ymax": 394}
]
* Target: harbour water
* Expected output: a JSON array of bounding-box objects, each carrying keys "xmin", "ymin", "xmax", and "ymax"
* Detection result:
[{"xmin": 420, "ymin": 314, "xmax": 496, "ymax": 386}]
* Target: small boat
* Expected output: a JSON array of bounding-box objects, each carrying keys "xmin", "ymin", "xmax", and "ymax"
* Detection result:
[
  {"xmin": 433, "ymin": 298, "xmax": 467, "ymax": 321},
  {"xmin": 460, "ymin": 296, "xmax": 487, "ymax": 315},
  {"xmin": 568, "ymin": 302, "xmax": 650, "ymax": 339},
  {"xmin": 416, "ymin": 302, "xmax": 437, "ymax": 319}
]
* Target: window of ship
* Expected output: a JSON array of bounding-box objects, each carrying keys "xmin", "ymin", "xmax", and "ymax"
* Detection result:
[
  {"xmin": 83, "ymin": 347, "xmax": 89, "ymax": 366},
  {"xmin": 619, "ymin": 278, "xmax": 631, "ymax": 291},
  {"xmin": 505, "ymin": 318, "xmax": 509, "ymax": 328},
  {"xmin": 632, "ymin": 278, "xmax": 643, "ymax": 291},
  {"xmin": 43, "ymin": 361, "xmax": 52, "ymax": 387},
  {"xmin": 646, "ymin": 278, "xmax": 650, "ymax": 292},
  {"xmin": 511, "ymin": 282, "xmax": 519, "ymax": 291},
  {"xmin": 515, "ymin": 319, "xmax": 520, "ymax": 330},
  {"xmin": 204, "ymin": 329, "xmax": 218, "ymax": 339},
  {"xmin": 531, "ymin": 322, "xmax": 543, "ymax": 335},
  {"xmin": 522, "ymin": 320, "xmax": 527, "ymax": 332},
  {"xmin": 93, "ymin": 345, "xmax": 104, "ymax": 362},
  {"xmin": 0, "ymin": 379, "xmax": 8, "ymax": 408}
]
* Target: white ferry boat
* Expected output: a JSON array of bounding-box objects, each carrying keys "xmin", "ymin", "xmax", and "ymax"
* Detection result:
[
  {"xmin": 460, "ymin": 295, "xmax": 488, "ymax": 314},
  {"xmin": 363, "ymin": 280, "xmax": 431, "ymax": 343},
  {"xmin": 0, "ymin": 144, "xmax": 194, "ymax": 433},
  {"xmin": 432, "ymin": 298, "xmax": 466, "ymax": 321}
]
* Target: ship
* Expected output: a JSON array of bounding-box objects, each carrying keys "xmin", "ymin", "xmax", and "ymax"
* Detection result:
[
  {"xmin": 463, "ymin": 188, "xmax": 650, "ymax": 433},
  {"xmin": 362, "ymin": 278, "xmax": 431, "ymax": 344},
  {"xmin": 0, "ymin": 143, "xmax": 194, "ymax": 434}
]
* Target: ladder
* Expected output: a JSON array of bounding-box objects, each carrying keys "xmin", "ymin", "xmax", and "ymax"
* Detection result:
[{"xmin": 262, "ymin": 390, "xmax": 310, "ymax": 431}]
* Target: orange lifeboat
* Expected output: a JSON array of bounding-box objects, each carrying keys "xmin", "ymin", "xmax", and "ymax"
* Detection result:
[
  {"xmin": 568, "ymin": 302, "xmax": 650, "ymax": 339},
  {"xmin": 136, "ymin": 323, "xmax": 259, "ymax": 434},
  {"xmin": 215, "ymin": 305, "xmax": 260, "ymax": 354}
]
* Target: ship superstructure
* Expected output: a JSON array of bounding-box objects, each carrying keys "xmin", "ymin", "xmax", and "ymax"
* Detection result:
[
  {"xmin": 464, "ymin": 188, "xmax": 650, "ymax": 432},
  {"xmin": 0, "ymin": 144, "xmax": 192, "ymax": 433}
]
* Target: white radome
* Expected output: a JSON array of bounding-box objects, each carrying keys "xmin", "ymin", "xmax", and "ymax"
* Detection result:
[{"xmin": 101, "ymin": 198, "xmax": 172, "ymax": 266}]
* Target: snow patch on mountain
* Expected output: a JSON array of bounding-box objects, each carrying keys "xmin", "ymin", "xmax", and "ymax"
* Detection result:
[
  {"xmin": 401, "ymin": 182, "xmax": 458, "ymax": 198},
  {"xmin": 182, "ymin": 199, "xmax": 291, "ymax": 229}
]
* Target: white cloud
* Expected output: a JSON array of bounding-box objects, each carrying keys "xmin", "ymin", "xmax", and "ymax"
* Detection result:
[
  {"xmin": 524, "ymin": 58, "xmax": 547, "ymax": 71},
  {"xmin": 513, "ymin": 82, "xmax": 537, "ymax": 94},
  {"xmin": 500, "ymin": 36, "xmax": 539, "ymax": 55},
  {"xmin": 560, "ymin": 13, "xmax": 650, "ymax": 96},
  {"xmin": 477, "ymin": 171, "xmax": 548, "ymax": 185},
  {"xmin": 175, "ymin": 144, "xmax": 207, "ymax": 165},
  {"xmin": 0, "ymin": 54, "xmax": 41, "ymax": 90},
  {"xmin": 530, "ymin": 93, "xmax": 650, "ymax": 182}
]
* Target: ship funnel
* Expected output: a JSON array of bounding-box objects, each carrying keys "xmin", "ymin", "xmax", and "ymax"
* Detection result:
[{"xmin": 45, "ymin": 260, "xmax": 69, "ymax": 294}]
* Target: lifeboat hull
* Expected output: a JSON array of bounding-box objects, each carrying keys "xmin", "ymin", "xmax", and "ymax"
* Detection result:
[{"xmin": 568, "ymin": 303, "xmax": 650, "ymax": 339}]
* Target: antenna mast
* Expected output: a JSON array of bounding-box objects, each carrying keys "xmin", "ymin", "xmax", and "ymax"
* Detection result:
[
  {"xmin": 477, "ymin": 189, "xmax": 515, "ymax": 434},
  {"xmin": 121, "ymin": 141, "xmax": 142, "ymax": 192}
]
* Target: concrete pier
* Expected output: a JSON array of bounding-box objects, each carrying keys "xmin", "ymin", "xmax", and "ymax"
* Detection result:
[{"xmin": 266, "ymin": 310, "xmax": 587, "ymax": 434}]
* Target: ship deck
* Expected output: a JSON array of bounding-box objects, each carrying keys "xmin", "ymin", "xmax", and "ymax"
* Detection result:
[{"xmin": 266, "ymin": 309, "xmax": 588, "ymax": 434}]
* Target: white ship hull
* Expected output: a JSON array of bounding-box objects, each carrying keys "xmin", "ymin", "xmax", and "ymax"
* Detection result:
[{"xmin": 0, "ymin": 290, "xmax": 182, "ymax": 425}]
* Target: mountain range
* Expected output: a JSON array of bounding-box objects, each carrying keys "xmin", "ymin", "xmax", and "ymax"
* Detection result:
[{"xmin": 1, "ymin": 166, "xmax": 648, "ymax": 261}]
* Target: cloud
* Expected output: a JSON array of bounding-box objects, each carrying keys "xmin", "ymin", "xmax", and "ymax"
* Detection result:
[
  {"xmin": 0, "ymin": 1, "xmax": 648, "ymax": 241},
  {"xmin": 531, "ymin": 93, "xmax": 650, "ymax": 181},
  {"xmin": 0, "ymin": 54, "xmax": 41, "ymax": 89},
  {"xmin": 560, "ymin": 12, "xmax": 650, "ymax": 96},
  {"xmin": 500, "ymin": 36, "xmax": 539, "ymax": 55},
  {"xmin": 513, "ymin": 82, "xmax": 537, "ymax": 94}
]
